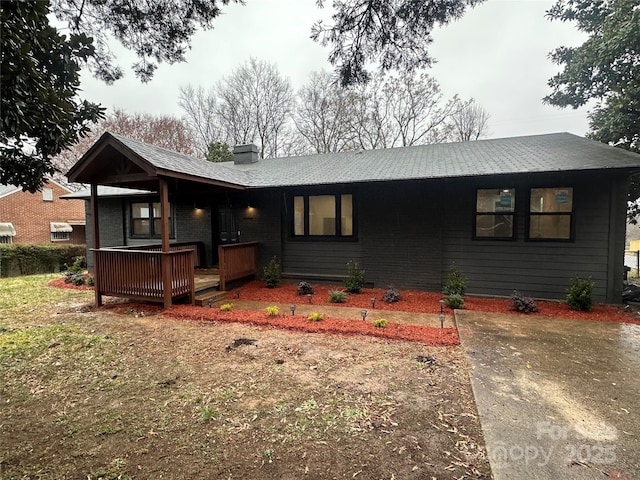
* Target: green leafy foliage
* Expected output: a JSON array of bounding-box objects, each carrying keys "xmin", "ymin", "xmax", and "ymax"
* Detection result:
[
  {"xmin": 328, "ymin": 290, "xmax": 347, "ymax": 303},
  {"xmin": 511, "ymin": 291, "xmax": 538, "ymax": 313},
  {"xmin": 0, "ymin": 244, "xmax": 86, "ymax": 277},
  {"xmin": 442, "ymin": 264, "xmax": 467, "ymax": 296},
  {"xmin": 206, "ymin": 141, "xmax": 234, "ymax": 162},
  {"xmin": 566, "ymin": 276, "xmax": 594, "ymax": 311},
  {"xmin": 444, "ymin": 294, "xmax": 464, "ymax": 309},
  {"xmin": 0, "ymin": 1, "xmax": 104, "ymax": 192},
  {"xmin": 312, "ymin": 0, "xmax": 485, "ymax": 86},
  {"xmin": 545, "ymin": 0, "xmax": 640, "ymax": 221},
  {"xmin": 344, "ymin": 260, "xmax": 365, "ymax": 293},
  {"xmin": 219, "ymin": 303, "xmax": 233, "ymax": 312},
  {"xmin": 262, "ymin": 257, "xmax": 281, "ymax": 288}
]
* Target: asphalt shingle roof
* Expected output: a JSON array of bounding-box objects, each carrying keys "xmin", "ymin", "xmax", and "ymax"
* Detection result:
[{"xmin": 90, "ymin": 132, "xmax": 640, "ymax": 191}]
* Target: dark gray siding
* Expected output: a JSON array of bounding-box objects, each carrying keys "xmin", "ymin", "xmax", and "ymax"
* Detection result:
[
  {"xmin": 359, "ymin": 181, "xmax": 443, "ymax": 290},
  {"xmin": 238, "ymin": 189, "xmax": 282, "ymax": 272},
  {"xmin": 441, "ymin": 172, "xmax": 623, "ymax": 302},
  {"xmin": 85, "ymin": 197, "xmax": 126, "ymax": 269}
]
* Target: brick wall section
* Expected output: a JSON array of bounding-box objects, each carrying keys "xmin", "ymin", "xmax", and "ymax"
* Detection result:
[{"xmin": 0, "ymin": 181, "xmax": 86, "ymax": 244}]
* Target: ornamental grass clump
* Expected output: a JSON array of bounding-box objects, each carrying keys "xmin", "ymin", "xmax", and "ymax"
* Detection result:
[
  {"xmin": 372, "ymin": 318, "xmax": 388, "ymax": 328},
  {"xmin": 566, "ymin": 276, "xmax": 594, "ymax": 311},
  {"xmin": 265, "ymin": 305, "xmax": 279, "ymax": 316},
  {"xmin": 511, "ymin": 291, "xmax": 538, "ymax": 313},
  {"xmin": 328, "ymin": 290, "xmax": 347, "ymax": 303},
  {"xmin": 307, "ymin": 312, "xmax": 323, "ymax": 322}
]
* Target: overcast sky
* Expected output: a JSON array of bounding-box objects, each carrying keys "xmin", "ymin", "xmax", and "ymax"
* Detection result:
[{"xmin": 77, "ymin": 0, "xmax": 591, "ymax": 141}]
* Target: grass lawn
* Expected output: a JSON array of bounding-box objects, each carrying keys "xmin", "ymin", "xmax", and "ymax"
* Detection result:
[{"xmin": 0, "ymin": 274, "xmax": 490, "ymax": 479}]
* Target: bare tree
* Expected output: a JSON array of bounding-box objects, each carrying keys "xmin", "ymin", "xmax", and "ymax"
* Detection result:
[
  {"xmin": 216, "ymin": 58, "xmax": 294, "ymax": 159},
  {"xmin": 448, "ymin": 98, "xmax": 490, "ymax": 141},
  {"xmin": 178, "ymin": 84, "xmax": 226, "ymax": 157},
  {"xmin": 53, "ymin": 109, "xmax": 195, "ymax": 189},
  {"xmin": 294, "ymin": 71, "xmax": 357, "ymax": 154},
  {"xmin": 348, "ymin": 72, "xmax": 459, "ymax": 149}
]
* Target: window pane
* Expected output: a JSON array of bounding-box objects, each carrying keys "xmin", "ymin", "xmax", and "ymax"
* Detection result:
[
  {"xmin": 132, "ymin": 203, "xmax": 149, "ymax": 219},
  {"xmin": 477, "ymin": 189, "xmax": 515, "ymax": 213},
  {"xmin": 529, "ymin": 215, "xmax": 571, "ymax": 240},
  {"xmin": 341, "ymin": 194, "xmax": 353, "ymax": 236},
  {"xmin": 152, "ymin": 202, "xmax": 161, "ymax": 218},
  {"xmin": 133, "ymin": 219, "xmax": 150, "ymax": 235},
  {"xmin": 294, "ymin": 196, "xmax": 305, "ymax": 236},
  {"xmin": 309, "ymin": 195, "xmax": 336, "ymax": 235},
  {"xmin": 476, "ymin": 214, "xmax": 514, "ymax": 238},
  {"xmin": 530, "ymin": 188, "xmax": 573, "ymax": 213}
]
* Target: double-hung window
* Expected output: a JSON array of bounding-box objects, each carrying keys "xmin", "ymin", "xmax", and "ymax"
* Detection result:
[
  {"xmin": 130, "ymin": 201, "xmax": 174, "ymax": 238},
  {"xmin": 293, "ymin": 193, "xmax": 354, "ymax": 238},
  {"xmin": 528, "ymin": 187, "xmax": 573, "ymax": 240},
  {"xmin": 475, "ymin": 188, "xmax": 515, "ymax": 239}
]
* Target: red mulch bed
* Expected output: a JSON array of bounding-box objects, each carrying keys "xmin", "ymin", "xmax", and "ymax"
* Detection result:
[
  {"xmin": 164, "ymin": 305, "xmax": 460, "ymax": 346},
  {"xmin": 47, "ymin": 277, "xmax": 94, "ymax": 291},
  {"xmin": 47, "ymin": 276, "xmax": 640, "ymax": 325},
  {"xmin": 235, "ymin": 280, "xmax": 640, "ymax": 325}
]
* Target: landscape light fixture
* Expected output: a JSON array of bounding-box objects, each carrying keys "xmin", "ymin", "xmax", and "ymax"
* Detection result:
[
  {"xmin": 290, "ymin": 304, "xmax": 296, "ymax": 316},
  {"xmin": 439, "ymin": 299, "xmax": 445, "ymax": 329},
  {"xmin": 236, "ymin": 288, "xmax": 241, "ymax": 299},
  {"xmin": 208, "ymin": 298, "xmax": 212, "ymax": 308},
  {"xmin": 370, "ymin": 297, "xmax": 376, "ymax": 309},
  {"xmin": 361, "ymin": 309, "xmax": 368, "ymax": 321},
  {"xmin": 307, "ymin": 293, "xmax": 313, "ymax": 304}
]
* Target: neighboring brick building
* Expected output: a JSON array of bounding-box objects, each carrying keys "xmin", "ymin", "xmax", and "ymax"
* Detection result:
[{"xmin": 0, "ymin": 180, "xmax": 85, "ymax": 244}]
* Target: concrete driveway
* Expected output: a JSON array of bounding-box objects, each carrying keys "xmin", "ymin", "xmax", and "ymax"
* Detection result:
[{"xmin": 456, "ymin": 311, "xmax": 640, "ymax": 480}]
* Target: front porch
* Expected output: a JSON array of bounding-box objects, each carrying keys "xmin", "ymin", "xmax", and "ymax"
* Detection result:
[{"xmin": 92, "ymin": 241, "xmax": 258, "ymax": 307}]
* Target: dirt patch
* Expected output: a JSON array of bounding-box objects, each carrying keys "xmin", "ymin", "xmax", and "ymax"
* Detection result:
[{"xmin": 1, "ymin": 305, "xmax": 489, "ymax": 479}]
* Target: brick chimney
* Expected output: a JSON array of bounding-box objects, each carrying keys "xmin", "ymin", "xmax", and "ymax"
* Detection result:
[{"xmin": 233, "ymin": 144, "xmax": 259, "ymax": 164}]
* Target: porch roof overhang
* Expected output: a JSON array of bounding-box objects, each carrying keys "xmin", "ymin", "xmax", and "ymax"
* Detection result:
[{"xmin": 66, "ymin": 132, "xmax": 247, "ymax": 191}]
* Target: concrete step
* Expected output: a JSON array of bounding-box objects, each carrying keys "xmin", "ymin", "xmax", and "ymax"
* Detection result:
[{"xmin": 195, "ymin": 288, "xmax": 228, "ymax": 307}]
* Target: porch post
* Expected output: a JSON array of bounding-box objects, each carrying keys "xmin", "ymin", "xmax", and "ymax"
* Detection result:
[
  {"xmin": 160, "ymin": 178, "xmax": 172, "ymax": 309},
  {"xmin": 90, "ymin": 183, "xmax": 102, "ymax": 307}
]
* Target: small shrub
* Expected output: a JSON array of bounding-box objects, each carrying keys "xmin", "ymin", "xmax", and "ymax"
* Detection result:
[
  {"xmin": 328, "ymin": 290, "xmax": 347, "ymax": 303},
  {"xmin": 344, "ymin": 260, "xmax": 365, "ymax": 294},
  {"xmin": 266, "ymin": 305, "xmax": 279, "ymax": 316},
  {"xmin": 86, "ymin": 275, "xmax": 95, "ymax": 286},
  {"xmin": 70, "ymin": 274, "xmax": 86, "ymax": 286},
  {"xmin": 443, "ymin": 264, "xmax": 467, "ymax": 296},
  {"xmin": 511, "ymin": 291, "xmax": 538, "ymax": 313},
  {"xmin": 307, "ymin": 312, "xmax": 323, "ymax": 322},
  {"xmin": 64, "ymin": 256, "xmax": 86, "ymax": 283},
  {"xmin": 262, "ymin": 257, "xmax": 281, "ymax": 288},
  {"xmin": 382, "ymin": 287, "xmax": 401, "ymax": 303},
  {"xmin": 297, "ymin": 281, "xmax": 314, "ymax": 295},
  {"xmin": 566, "ymin": 276, "xmax": 594, "ymax": 311},
  {"xmin": 444, "ymin": 294, "xmax": 464, "ymax": 309},
  {"xmin": 372, "ymin": 318, "xmax": 388, "ymax": 328},
  {"xmin": 219, "ymin": 303, "xmax": 233, "ymax": 312}
]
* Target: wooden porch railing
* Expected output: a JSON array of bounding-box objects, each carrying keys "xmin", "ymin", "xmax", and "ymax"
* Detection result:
[
  {"xmin": 120, "ymin": 242, "xmax": 204, "ymax": 268},
  {"xmin": 93, "ymin": 248, "xmax": 195, "ymax": 305},
  {"xmin": 218, "ymin": 241, "xmax": 258, "ymax": 291}
]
